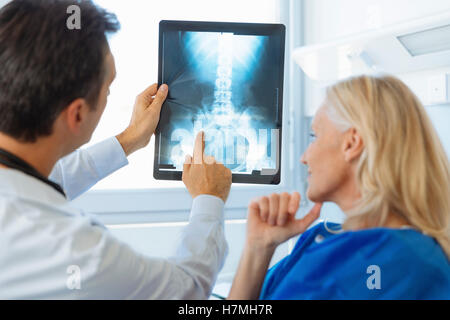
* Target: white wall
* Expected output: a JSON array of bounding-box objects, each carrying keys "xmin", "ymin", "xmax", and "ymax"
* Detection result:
[
  {"xmin": 302, "ymin": 0, "xmax": 450, "ymax": 140},
  {"xmin": 304, "ymin": 0, "xmax": 450, "ymax": 45},
  {"xmin": 303, "ymin": 0, "xmax": 450, "ymax": 113}
]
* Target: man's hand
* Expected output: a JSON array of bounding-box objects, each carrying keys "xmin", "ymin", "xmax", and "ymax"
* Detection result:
[
  {"xmin": 182, "ymin": 131, "xmax": 232, "ymax": 203},
  {"xmin": 246, "ymin": 192, "xmax": 322, "ymax": 251},
  {"xmin": 116, "ymin": 83, "xmax": 168, "ymax": 156}
]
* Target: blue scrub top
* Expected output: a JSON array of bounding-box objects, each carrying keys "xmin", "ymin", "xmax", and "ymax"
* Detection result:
[{"xmin": 260, "ymin": 222, "xmax": 450, "ymax": 300}]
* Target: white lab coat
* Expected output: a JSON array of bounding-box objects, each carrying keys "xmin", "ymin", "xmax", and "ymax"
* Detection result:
[{"xmin": 0, "ymin": 137, "xmax": 228, "ymax": 299}]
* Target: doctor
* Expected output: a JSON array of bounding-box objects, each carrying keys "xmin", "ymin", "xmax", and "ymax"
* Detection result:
[{"xmin": 0, "ymin": 0, "xmax": 231, "ymax": 299}]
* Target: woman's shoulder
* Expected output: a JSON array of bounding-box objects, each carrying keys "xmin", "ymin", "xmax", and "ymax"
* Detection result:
[
  {"xmin": 332, "ymin": 224, "xmax": 447, "ymax": 261},
  {"xmin": 306, "ymin": 222, "xmax": 450, "ymax": 298},
  {"xmin": 304, "ymin": 222, "xmax": 449, "ymax": 268}
]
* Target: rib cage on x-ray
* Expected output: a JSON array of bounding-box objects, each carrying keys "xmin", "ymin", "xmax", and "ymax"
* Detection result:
[{"xmin": 159, "ymin": 30, "xmax": 281, "ymax": 174}]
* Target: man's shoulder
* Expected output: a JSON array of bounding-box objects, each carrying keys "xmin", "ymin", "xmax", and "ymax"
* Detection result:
[
  {"xmin": 0, "ymin": 179, "xmax": 104, "ymax": 239},
  {"xmin": 0, "ymin": 168, "xmax": 67, "ymax": 205}
]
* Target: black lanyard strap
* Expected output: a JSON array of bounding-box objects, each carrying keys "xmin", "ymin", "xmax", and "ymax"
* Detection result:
[{"xmin": 0, "ymin": 148, "xmax": 66, "ymax": 198}]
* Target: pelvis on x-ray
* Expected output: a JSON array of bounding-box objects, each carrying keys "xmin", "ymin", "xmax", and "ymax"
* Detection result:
[{"xmin": 159, "ymin": 31, "xmax": 282, "ymax": 174}]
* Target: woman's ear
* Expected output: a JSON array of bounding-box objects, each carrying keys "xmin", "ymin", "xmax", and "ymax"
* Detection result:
[
  {"xmin": 343, "ymin": 128, "xmax": 364, "ymax": 162},
  {"xmin": 63, "ymin": 98, "xmax": 89, "ymax": 135}
]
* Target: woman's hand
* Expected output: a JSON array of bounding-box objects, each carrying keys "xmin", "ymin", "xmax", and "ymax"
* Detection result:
[
  {"xmin": 228, "ymin": 193, "xmax": 322, "ymax": 300},
  {"xmin": 246, "ymin": 192, "xmax": 322, "ymax": 251}
]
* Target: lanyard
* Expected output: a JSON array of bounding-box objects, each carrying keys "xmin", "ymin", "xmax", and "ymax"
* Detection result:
[{"xmin": 0, "ymin": 148, "xmax": 66, "ymax": 198}]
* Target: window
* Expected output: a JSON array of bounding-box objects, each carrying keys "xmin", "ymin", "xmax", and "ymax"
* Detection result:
[
  {"xmin": 72, "ymin": 0, "xmax": 297, "ymax": 219},
  {"xmin": 87, "ymin": 0, "xmax": 282, "ymax": 190}
]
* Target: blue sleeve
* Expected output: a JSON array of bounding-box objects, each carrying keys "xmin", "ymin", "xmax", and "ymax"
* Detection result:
[
  {"xmin": 260, "ymin": 223, "xmax": 323, "ymax": 299},
  {"xmin": 259, "ymin": 257, "xmax": 284, "ymax": 299}
]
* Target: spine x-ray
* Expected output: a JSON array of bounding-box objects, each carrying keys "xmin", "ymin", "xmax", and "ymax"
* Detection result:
[{"xmin": 155, "ymin": 21, "xmax": 285, "ymax": 184}]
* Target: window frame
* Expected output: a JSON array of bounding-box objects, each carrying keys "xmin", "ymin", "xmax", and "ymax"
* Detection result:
[{"xmin": 71, "ymin": 0, "xmax": 305, "ymax": 223}]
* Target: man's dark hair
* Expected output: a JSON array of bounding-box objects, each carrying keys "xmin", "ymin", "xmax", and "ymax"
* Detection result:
[{"xmin": 0, "ymin": 0, "xmax": 120, "ymax": 142}]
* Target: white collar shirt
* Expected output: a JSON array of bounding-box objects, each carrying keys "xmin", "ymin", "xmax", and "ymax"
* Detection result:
[{"xmin": 0, "ymin": 137, "xmax": 228, "ymax": 299}]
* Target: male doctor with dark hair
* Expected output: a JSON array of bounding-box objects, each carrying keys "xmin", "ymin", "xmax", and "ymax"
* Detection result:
[{"xmin": 0, "ymin": 0, "xmax": 232, "ymax": 299}]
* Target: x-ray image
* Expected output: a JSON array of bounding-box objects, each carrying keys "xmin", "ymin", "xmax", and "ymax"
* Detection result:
[{"xmin": 155, "ymin": 22, "xmax": 285, "ymax": 183}]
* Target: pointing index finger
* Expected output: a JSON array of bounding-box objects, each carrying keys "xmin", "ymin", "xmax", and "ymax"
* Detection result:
[{"xmin": 193, "ymin": 131, "xmax": 205, "ymax": 164}]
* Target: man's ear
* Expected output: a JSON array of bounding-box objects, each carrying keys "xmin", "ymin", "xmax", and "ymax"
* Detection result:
[
  {"xmin": 343, "ymin": 128, "xmax": 364, "ymax": 162},
  {"xmin": 63, "ymin": 98, "xmax": 90, "ymax": 135}
]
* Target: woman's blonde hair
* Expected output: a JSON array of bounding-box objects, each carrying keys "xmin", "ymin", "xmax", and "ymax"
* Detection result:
[{"xmin": 325, "ymin": 75, "xmax": 450, "ymax": 258}]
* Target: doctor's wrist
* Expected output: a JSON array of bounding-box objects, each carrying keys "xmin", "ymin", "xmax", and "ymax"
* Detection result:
[{"xmin": 116, "ymin": 129, "xmax": 140, "ymax": 157}]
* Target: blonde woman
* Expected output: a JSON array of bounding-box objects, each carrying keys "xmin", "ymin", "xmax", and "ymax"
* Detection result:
[{"xmin": 228, "ymin": 75, "xmax": 450, "ymax": 300}]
